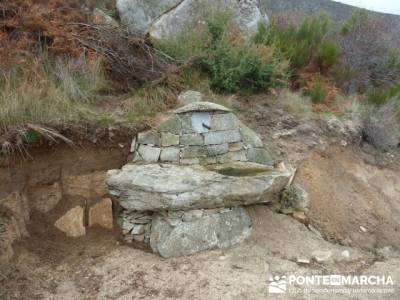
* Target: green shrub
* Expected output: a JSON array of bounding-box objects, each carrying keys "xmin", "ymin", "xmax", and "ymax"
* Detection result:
[
  {"xmin": 367, "ymin": 83, "xmax": 400, "ymax": 106},
  {"xmin": 310, "ymin": 80, "xmax": 326, "ymax": 104},
  {"xmin": 156, "ymin": 12, "xmax": 289, "ymax": 93},
  {"xmin": 317, "ymin": 41, "xmax": 340, "ymax": 70},
  {"xmin": 256, "ymin": 15, "xmax": 333, "ymax": 70}
]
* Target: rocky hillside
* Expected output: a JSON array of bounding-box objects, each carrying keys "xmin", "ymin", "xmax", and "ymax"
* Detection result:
[{"xmin": 261, "ymin": 0, "xmax": 400, "ymax": 45}]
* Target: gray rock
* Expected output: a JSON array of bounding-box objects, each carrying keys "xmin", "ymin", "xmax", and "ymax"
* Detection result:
[
  {"xmin": 160, "ymin": 147, "xmax": 180, "ymax": 162},
  {"xmin": 181, "ymin": 146, "xmax": 208, "ymax": 159},
  {"xmin": 180, "ymin": 158, "xmax": 200, "ymax": 165},
  {"xmin": 228, "ymin": 142, "xmax": 244, "ymax": 152},
  {"xmin": 131, "ymin": 224, "xmax": 145, "ymax": 235},
  {"xmin": 280, "ymin": 185, "xmax": 310, "ymax": 214},
  {"xmin": 204, "ymin": 130, "xmax": 242, "ymax": 145},
  {"xmin": 161, "ymin": 132, "xmax": 180, "ymax": 147},
  {"xmin": 180, "ymin": 133, "xmax": 204, "ymax": 146},
  {"xmin": 175, "ymin": 101, "xmax": 230, "ymax": 114},
  {"xmin": 107, "ymin": 163, "xmax": 292, "ymax": 211},
  {"xmin": 217, "ymin": 150, "xmax": 247, "ymax": 163},
  {"xmin": 210, "ymin": 113, "xmax": 240, "ymax": 131},
  {"xmin": 116, "ymin": 0, "xmax": 181, "ymax": 34},
  {"xmin": 158, "ymin": 115, "xmax": 182, "ymax": 135},
  {"xmin": 178, "ymin": 90, "xmax": 203, "ymax": 106},
  {"xmin": 206, "ymin": 144, "xmax": 229, "ymax": 156},
  {"xmin": 137, "ymin": 131, "xmax": 160, "ymax": 146},
  {"xmin": 130, "ymin": 137, "xmax": 137, "ymax": 152},
  {"xmin": 247, "ymin": 148, "xmax": 274, "ymax": 166},
  {"xmin": 240, "ymin": 125, "xmax": 263, "ymax": 148},
  {"xmin": 137, "ymin": 145, "xmax": 161, "ymax": 162},
  {"xmin": 149, "ymin": 0, "xmax": 268, "ymax": 40},
  {"xmin": 150, "ymin": 206, "xmax": 252, "ymax": 257}
]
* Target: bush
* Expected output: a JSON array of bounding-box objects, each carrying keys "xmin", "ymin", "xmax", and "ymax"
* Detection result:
[
  {"xmin": 339, "ymin": 10, "xmax": 400, "ymax": 91},
  {"xmin": 255, "ymin": 15, "xmax": 334, "ymax": 71},
  {"xmin": 367, "ymin": 83, "xmax": 400, "ymax": 106},
  {"xmin": 156, "ymin": 12, "xmax": 289, "ymax": 93},
  {"xmin": 317, "ymin": 41, "xmax": 340, "ymax": 70},
  {"xmin": 362, "ymin": 99, "xmax": 400, "ymax": 150},
  {"xmin": 309, "ymin": 79, "xmax": 326, "ymax": 104}
]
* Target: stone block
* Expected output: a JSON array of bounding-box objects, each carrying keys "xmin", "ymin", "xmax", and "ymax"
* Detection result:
[
  {"xmin": 150, "ymin": 206, "xmax": 251, "ymax": 257},
  {"xmin": 210, "ymin": 113, "xmax": 239, "ymax": 131},
  {"xmin": 181, "ymin": 146, "xmax": 207, "ymax": 159},
  {"xmin": 158, "ymin": 115, "xmax": 182, "ymax": 135},
  {"xmin": 178, "ymin": 90, "xmax": 203, "ymax": 105},
  {"xmin": 89, "ymin": 198, "xmax": 113, "ymax": 230},
  {"xmin": 217, "ymin": 150, "xmax": 247, "ymax": 163},
  {"xmin": 160, "ymin": 147, "xmax": 180, "ymax": 162},
  {"xmin": 54, "ymin": 206, "xmax": 85, "ymax": 237},
  {"xmin": 206, "ymin": 144, "xmax": 229, "ymax": 156},
  {"xmin": 137, "ymin": 131, "xmax": 160, "ymax": 146},
  {"xmin": 180, "ymin": 133, "xmax": 203, "ymax": 146},
  {"xmin": 137, "ymin": 145, "xmax": 161, "ymax": 162},
  {"xmin": 204, "ymin": 130, "xmax": 241, "ymax": 145},
  {"xmin": 161, "ymin": 132, "xmax": 180, "ymax": 147}
]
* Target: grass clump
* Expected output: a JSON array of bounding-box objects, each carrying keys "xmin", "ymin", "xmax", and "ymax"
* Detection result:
[
  {"xmin": 0, "ymin": 55, "xmax": 109, "ymax": 133},
  {"xmin": 309, "ymin": 79, "xmax": 326, "ymax": 104}
]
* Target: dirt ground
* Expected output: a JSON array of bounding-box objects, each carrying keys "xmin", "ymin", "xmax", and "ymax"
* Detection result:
[{"xmin": 1, "ymin": 94, "xmax": 400, "ymax": 299}]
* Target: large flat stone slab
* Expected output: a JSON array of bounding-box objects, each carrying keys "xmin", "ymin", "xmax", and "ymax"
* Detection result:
[
  {"xmin": 150, "ymin": 206, "xmax": 252, "ymax": 257},
  {"xmin": 107, "ymin": 162, "xmax": 292, "ymax": 211}
]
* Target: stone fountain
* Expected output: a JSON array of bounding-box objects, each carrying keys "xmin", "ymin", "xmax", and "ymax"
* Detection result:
[{"xmin": 107, "ymin": 99, "xmax": 292, "ymax": 257}]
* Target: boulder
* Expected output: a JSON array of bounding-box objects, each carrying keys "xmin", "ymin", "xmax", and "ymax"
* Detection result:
[
  {"xmin": 89, "ymin": 198, "xmax": 114, "ymax": 230},
  {"xmin": 178, "ymin": 90, "xmax": 203, "ymax": 106},
  {"xmin": 107, "ymin": 162, "xmax": 291, "ymax": 211},
  {"xmin": 54, "ymin": 206, "xmax": 86, "ymax": 237},
  {"xmin": 150, "ymin": 206, "xmax": 251, "ymax": 257},
  {"xmin": 149, "ymin": 0, "xmax": 269, "ymax": 40},
  {"xmin": 116, "ymin": 0, "xmax": 182, "ymax": 35}
]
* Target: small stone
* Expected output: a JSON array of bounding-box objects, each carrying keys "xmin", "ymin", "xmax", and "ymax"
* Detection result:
[
  {"xmin": 247, "ymin": 148, "xmax": 274, "ymax": 166},
  {"xmin": 207, "ymin": 144, "xmax": 229, "ymax": 156},
  {"xmin": 131, "ymin": 224, "xmax": 145, "ymax": 235},
  {"xmin": 204, "ymin": 130, "xmax": 241, "ymax": 145},
  {"xmin": 120, "ymin": 220, "xmax": 134, "ymax": 231},
  {"xmin": 341, "ymin": 250, "xmax": 350, "ymax": 258},
  {"xmin": 158, "ymin": 115, "xmax": 182, "ymax": 135},
  {"xmin": 182, "ymin": 210, "xmax": 203, "ymax": 222},
  {"xmin": 180, "ymin": 158, "xmax": 200, "ymax": 165},
  {"xmin": 130, "ymin": 137, "xmax": 137, "ymax": 152},
  {"xmin": 89, "ymin": 198, "xmax": 113, "ymax": 230},
  {"xmin": 229, "ymin": 142, "xmax": 244, "ymax": 152},
  {"xmin": 54, "ymin": 206, "xmax": 86, "ymax": 238},
  {"xmin": 160, "ymin": 147, "xmax": 180, "ymax": 162},
  {"xmin": 174, "ymin": 101, "xmax": 230, "ymax": 114},
  {"xmin": 340, "ymin": 140, "xmax": 348, "ymax": 147},
  {"xmin": 124, "ymin": 235, "xmax": 133, "ymax": 243},
  {"xmin": 359, "ymin": 226, "xmax": 367, "ymax": 233},
  {"xmin": 137, "ymin": 131, "xmax": 160, "ymax": 146},
  {"xmin": 292, "ymin": 211, "xmax": 308, "ymax": 224},
  {"xmin": 180, "ymin": 133, "xmax": 203, "ymax": 146},
  {"xmin": 133, "ymin": 234, "xmax": 145, "ymax": 242},
  {"xmin": 178, "ymin": 90, "xmax": 203, "ymax": 105},
  {"xmin": 137, "ymin": 145, "xmax": 161, "ymax": 162},
  {"xmin": 296, "ymin": 258, "xmax": 311, "ymax": 264},
  {"xmin": 312, "ymin": 250, "xmax": 332, "ymax": 263},
  {"xmin": 161, "ymin": 132, "xmax": 179, "ymax": 147}
]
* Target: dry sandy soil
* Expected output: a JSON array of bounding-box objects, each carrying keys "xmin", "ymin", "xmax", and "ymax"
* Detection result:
[{"xmin": 1, "ymin": 95, "xmax": 400, "ymax": 299}]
